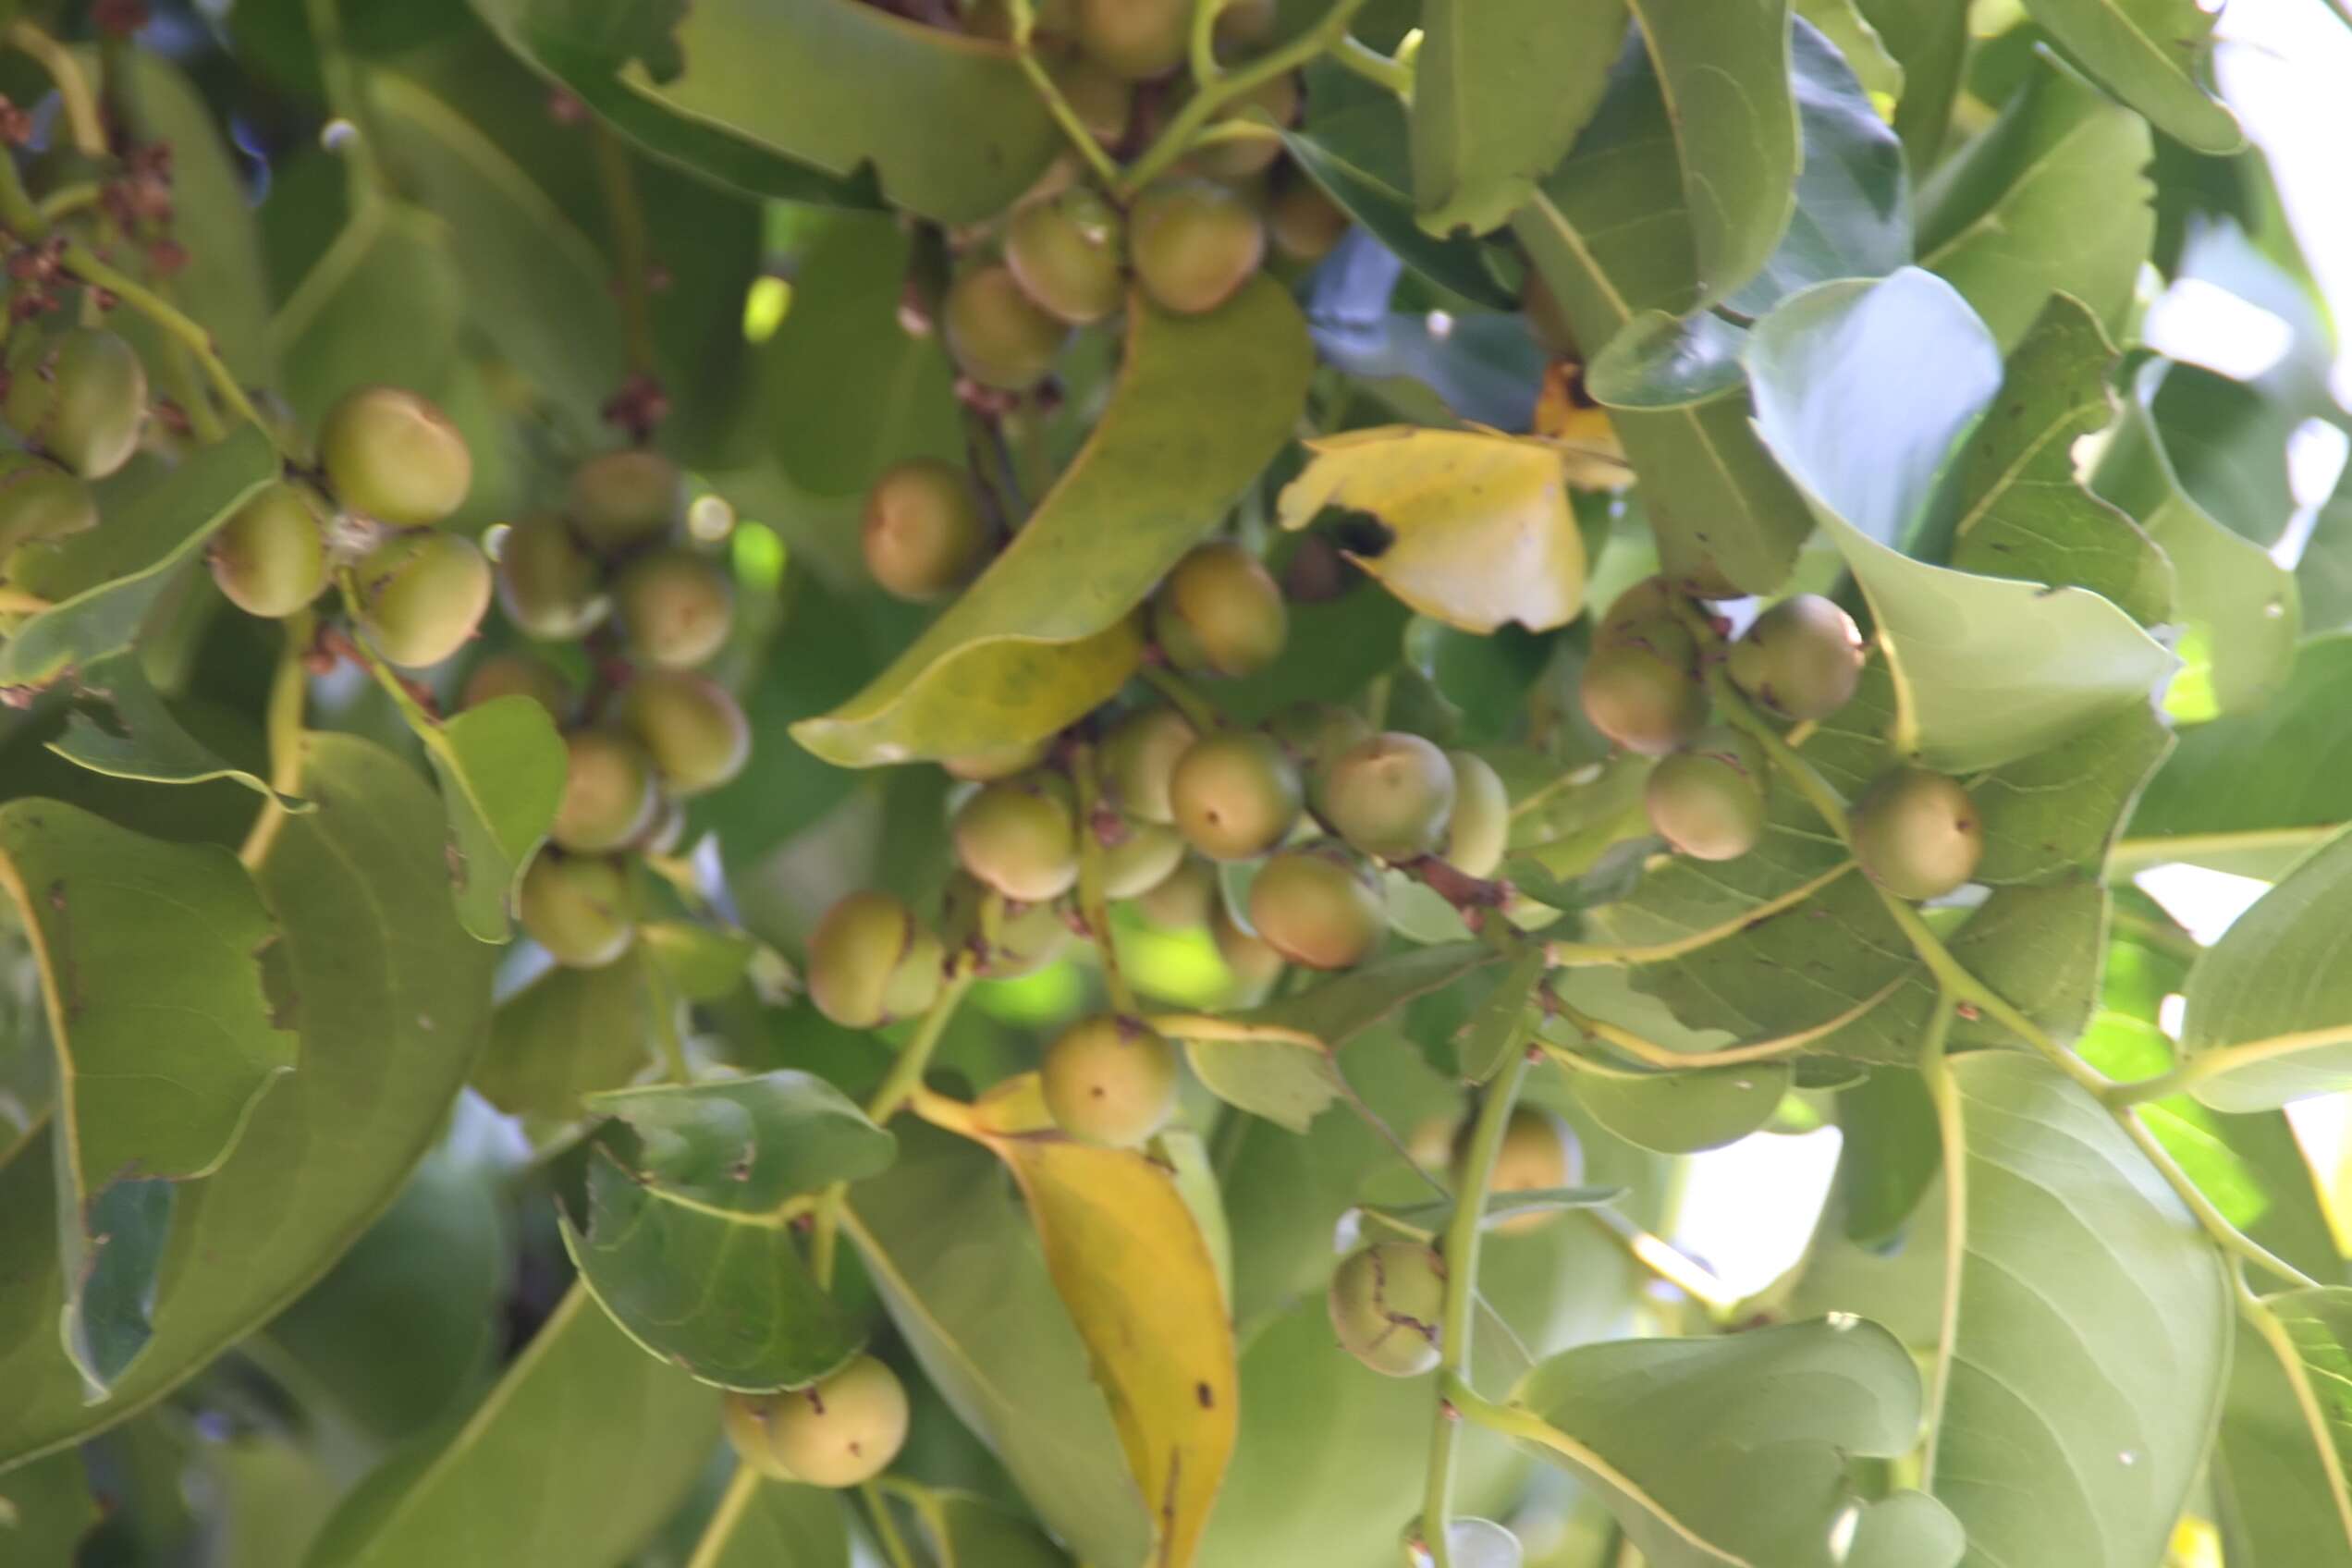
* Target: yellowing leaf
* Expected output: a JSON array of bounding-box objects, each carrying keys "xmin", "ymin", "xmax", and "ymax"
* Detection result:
[
  {"xmin": 1277, "ymin": 426, "xmax": 1591, "ymax": 633},
  {"xmin": 932, "ymin": 1077, "xmax": 1238, "ymax": 1568}
]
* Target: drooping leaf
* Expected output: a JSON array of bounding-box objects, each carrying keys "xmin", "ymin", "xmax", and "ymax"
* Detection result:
[
  {"xmin": 2176, "ymin": 826, "xmax": 2352, "ymax": 1110},
  {"xmin": 1566, "ymin": 1060, "xmax": 1794, "ymax": 1154},
  {"xmin": 46, "ymin": 653, "xmax": 305, "ymax": 808},
  {"xmin": 2019, "ymin": 0, "xmax": 2241, "ymax": 154},
  {"xmin": 792, "ymin": 279, "xmax": 1310, "ymax": 766},
  {"xmin": 473, "ymin": 949, "xmax": 656, "ymax": 1121},
  {"xmin": 268, "ymin": 197, "xmax": 466, "ymax": 426},
  {"xmin": 418, "ymin": 696, "xmax": 568, "ymax": 944}
]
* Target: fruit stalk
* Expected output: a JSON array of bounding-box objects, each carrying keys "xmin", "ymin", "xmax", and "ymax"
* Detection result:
[
  {"xmin": 589, "ymin": 121, "xmax": 660, "ymax": 383},
  {"xmin": 1005, "ymin": 0, "xmax": 1125, "ymax": 187},
  {"xmin": 1119, "ymin": 0, "xmax": 1376, "ymax": 194},
  {"xmin": 238, "ymin": 608, "xmax": 315, "ymax": 871}
]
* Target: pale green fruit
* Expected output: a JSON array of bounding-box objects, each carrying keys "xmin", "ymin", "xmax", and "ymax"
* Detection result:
[
  {"xmin": 1579, "ymin": 622, "xmax": 1706, "ymax": 756},
  {"xmin": 764, "ymin": 1356, "xmax": 910, "ymax": 1488},
  {"xmin": 808, "ymin": 890, "xmax": 944, "ymax": 1027},
  {"xmin": 615, "ymin": 549, "xmax": 735, "ymax": 669},
  {"xmin": 1727, "ymin": 594, "xmax": 1866, "ymax": 720},
  {"xmin": 496, "ymin": 512, "xmax": 609, "ymax": 640},
  {"xmin": 568, "ymin": 448, "xmax": 682, "ymax": 553},
  {"xmin": 1169, "ymin": 730, "xmax": 1303, "ymax": 860},
  {"xmin": 862, "ymin": 458, "xmax": 989, "ymax": 602},
  {"xmin": 209, "ymin": 481, "xmax": 328, "ymax": 619},
  {"xmin": 1100, "ymin": 819, "xmax": 1187, "ymax": 899},
  {"xmin": 6, "ymin": 327, "xmax": 146, "ymax": 479},
  {"xmin": 953, "ymin": 773, "xmax": 1080, "ymax": 902},
  {"xmin": 943, "ymin": 264, "xmax": 1069, "ymax": 392},
  {"xmin": 1076, "ymin": 0, "xmax": 1188, "ymax": 80},
  {"xmin": 0, "ymin": 451, "xmax": 95, "ymax": 555},
  {"xmin": 1101, "ymin": 705, "xmax": 1199, "ymax": 824},
  {"xmin": 320, "ymin": 386, "xmax": 472, "ymax": 526},
  {"xmin": 1439, "ymin": 751, "xmax": 1509, "ymax": 877},
  {"xmin": 1328, "ymin": 1243, "xmax": 1444, "ymax": 1377},
  {"xmin": 1853, "ymin": 767, "xmax": 1982, "ymax": 900},
  {"xmin": 1322, "ymin": 732, "xmax": 1457, "ymax": 862},
  {"xmin": 352, "ymin": 530, "xmax": 493, "ymax": 668},
  {"xmin": 518, "ymin": 853, "xmax": 634, "ymax": 969},
  {"xmin": 1153, "ymin": 541, "xmax": 1286, "ymax": 677},
  {"xmin": 1129, "ymin": 179, "xmax": 1265, "ymax": 315},
  {"xmin": 1040, "ymin": 1014, "xmax": 1179, "ymax": 1146},
  {"xmin": 1248, "ymin": 842, "xmax": 1385, "ymax": 970},
  {"xmin": 550, "ymin": 729, "xmax": 659, "ymax": 854},
  {"xmin": 619, "ymin": 670, "xmax": 751, "ymax": 796},
  {"xmin": 1644, "ymin": 727, "xmax": 1767, "ymax": 863},
  {"xmin": 1006, "ymin": 189, "xmax": 1125, "ymax": 326}
]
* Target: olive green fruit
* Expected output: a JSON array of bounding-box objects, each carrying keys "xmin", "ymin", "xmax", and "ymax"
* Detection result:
[
  {"xmin": 1101, "ymin": 705, "xmax": 1199, "ymax": 824},
  {"xmin": 943, "ymin": 736, "xmax": 1051, "ymax": 782},
  {"xmin": 952, "ymin": 773, "xmax": 1080, "ymax": 902},
  {"xmin": 352, "ymin": 531, "xmax": 493, "ymax": 668},
  {"xmin": 1153, "ymin": 541, "xmax": 1286, "ymax": 677},
  {"xmin": 1328, "ymin": 1242, "xmax": 1445, "ymax": 1377},
  {"xmin": 550, "ymin": 729, "xmax": 659, "ymax": 854},
  {"xmin": 808, "ymin": 890, "xmax": 944, "ymax": 1027},
  {"xmin": 1248, "ymin": 842, "xmax": 1385, "ymax": 970},
  {"xmin": 1169, "ymin": 730, "xmax": 1304, "ymax": 861},
  {"xmin": 1323, "ymin": 732, "xmax": 1458, "ymax": 862},
  {"xmin": 1100, "ymin": 819, "xmax": 1187, "ymax": 900},
  {"xmin": 1129, "ymin": 179, "xmax": 1266, "ymax": 315},
  {"xmin": 1049, "ymin": 55, "xmax": 1132, "ymax": 144},
  {"xmin": 1485, "ymin": 1108, "xmax": 1583, "ymax": 1234},
  {"xmin": 1076, "ymin": 0, "xmax": 1188, "ymax": 79},
  {"xmin": 619, "ymin": 670, "xmax": 751, "ymax": 796},
  {"xmin": 496, "ymin": 512, "xmax": 609, "ymax": 640},
  {"xmin": 1268, "ymin": 701, "xmax": 1374, "ymax": 815},
  {"xmin": 721, "ymin": 1392, "xmax": 798, "ymax": 1481},
  {"xmin": 764, "ymin": 1355, "xmax": 910, "ymax": 1488},
  {"xmin": 320, "ymin": 386, "xmax": 472, "ymax": 527},
  {"xmin": 208, "ymin": 481, "xmax": 327, "ymax": 619},
  {"xmin": 943, "ymin": 264, "xmax": 1069, "ymax": 392},
  {"xmin": 0, "ymin": 451, "xmax": 95, "ymax": 555},
  {"xmin": 6, "ymin": 328, "xmax": 147, "ymax": 479},
  {"xmin": 1439, "ymin": 751, "xmax": 1509, "ymax": 877},
  {"xmin": 1595, "ymin": 576, "xmax": 1680, "ymax": 643},
  {"xmin": 1213, "ymin": 0, "xmax": 1275, "ymax": 47},
  {"xmin": 1040, "ymin": 1013, "xmax": 1179, "ymax": 1146},
  {"xmin": 518, "ymin": 853, "xmax": 634, "ymax": 969},
  {"xmin": 1134, "ymin": 854, "xmax": 1216, "ymax": 928},
  {"xmin": 568, "ymin": 448, "xmax": 682, "ymax": 552},
  {"xmin": 615, "ymin": 549, "xmax": 735, "ymax": 668},
  {"xmin": 1727, "ymin": 594, "xmax": 1866, "ymax": 721},
  {"xmin": 861, "ymin": 458, "xmax": 989, "ymax": 602},
  {"xmin": 1199, "ymin": 74, "xmax": 1298, "ymax": 179},
  {"xmin": 1268, "ymin": 178, "xmax": 1349, "ymax": 263},
  {"xmin": 942, "ymin": 872, "xmax": 1073, "ymax": 979},
  {"xmin": 1579, "ymin": 623, "xmax": 1707, "ymax": 756},
  {"xmin": 1645, "ymin": 728, "xmax": 1767, "ymax": 863},
  {"xmin": 1852, "ymin": 767, "xmax": 1982, "ymax": 900},
  {"xmin": 461, "ymin": 652, "xmax": 573, "ymax": 719},
  {"xmin": 1006, "ymin": 189, "xmax": 1125, "ymax": 326},
  {"xmin": 1211, "ymin": 903, "xmax": 1284, "ymax": 998}
]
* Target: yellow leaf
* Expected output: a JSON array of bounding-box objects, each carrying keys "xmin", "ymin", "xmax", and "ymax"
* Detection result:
[
  {"xmin": 928, "ymin": 1077, "xmax": 1239, "ymax": 1568},
  {"xmin": 1275, "ymin": 425, "xmax": 1593, "ymax": 633},
  {"xmin": 1533, "ymin": 360, "xmax": 1635, "ymax": 489}
]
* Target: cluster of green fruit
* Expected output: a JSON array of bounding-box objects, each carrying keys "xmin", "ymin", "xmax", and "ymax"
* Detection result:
[
  {"xmin": 0, "ymin": 324, "xmax": 147, "ymax": 575},
  {"xmin": 723, "ymin": 1354, "xmax": 910, "ymax": 1490},
  {"xmin": 1581, "ymin": 580, "xmax": 1984, "ymax": 900}
]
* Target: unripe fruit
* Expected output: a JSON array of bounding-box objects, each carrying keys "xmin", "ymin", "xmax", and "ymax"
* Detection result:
[
  {"xmin": 6, "ymin": 328, "xmax": 146, "ymax": 479},
  {"xmin": 861, "ymin": 458, "xmax": 989, "ymax": 602},
  {"xmin": 1211, "ymin": 903, "xmax": 1284, "ymax": 998},
  {"xmin": 943, "ymin": 264, "xmax": 1069, "ymax": 392},
  {"xmin": 352, "ymin": 531, "xmax": 493, "ymax": 668},
  {"xmin": 1129, "ymin": 180, "xmax": 1266, "ymax": 315},
  {"xmin": 1100, "ymin": 819, "xmax": 1187, "ymax": 900},
  {"xmin": 1485, "ymin": 1108, "xmax": 1583, "ymax": 1234},
  {"xmin": 808, "ymin": 890, "xmax": 944, "ymax": 1027},
  {"xmin": 1248, "ymin": 842, "xmax": 1385, "ymax": 970},
  {"xmin": 1199, "ymin": 74, "xmax": 1298, "ymax": 179},
  {"xmin": 496, "ymin": 512, "xmax": 609, "ymax": 640},
  {"xmin": 943, "ymin": 736, "xmax": 1051, "ymax": 782},
  {"xmin": 1579, "ymin": 623, "xmax": 1706, "ymax": 756},
  {"xmin": 953, "ymin": 773, "xmax": 1080, "ymax": 902},
  {"xmin": 320, "ymin": 386, "xmax": 472, "ymax": 526},
  {"xmin": 1041, "ymin": 1014, "xmax": 1179, "ymax": 1146},
  {"xmin": 1153, "ymin": 541, "xmax": 1286, "ymax": 677},
  {"xmin": 0, "ymin": 452, "xmax": 95, "ymax": 555},
  {"xmin": 461, "ymin": 652, "xmax": 573, "ymax": 718},
  {"xmin": 615, "ymin": 549, "xmax": 734, "ymax": 668},
  {"xmin": 1328, "ymin": 1242, "xmax": 1444, "ymax": 1377},
  {"xmin": 1440, "ymin": 751, "xmax": 1509, "ymax": 877},
  {"xmin": 1169, "ymin": 730, "xmax": 1303, "ymax": 860},
  {"xmin": 208, "ymin": 481, "xmax": 327, "ymax": 619},
  {"xmin": 1268, "ymin": 701, "xmax": 1374, "ymax": 816},
  {"xmin": 1134, "ymin": 854, "xmax": 1216, "ymax": 928},
  {"xmin": 1727, "ymin": 594, "xmax": 1866, "ymax": 721},
  {"xmin": 550, "ymin": 729, "xmax": 659, "ymax": 854},
  {"xmin": 1101, "ymin": 705, "xmax": 1199, "ymax": 824},
  {"xmin": 1595, "ymin": 577, "xmax": 1679, "ymax": 643},
  {"xmin": 1214, "ymin": 0, "xmax": 1275, "ymax": 47},
  {"xmin": 1050, "ymin": 55, "xmax": 1133, "ymax": 144},
  {"xmin": 1006, "ymin": 189, "xmax": 1125, "ymax": 326},
  {"xmin": 722, "ymin": 1392, "xmax": 798, "ymax": 1481},
  {"xmin": 1323, "ymin": 732, "xmax": 1458, "ymax": 862},
  {"xmin": 518, "ymin": 853, "xmax": 634, "ymax": 969},
  {"xmin": 568, "ymin": 448, "xmax": 682, "ymax": 553},
  {"xmin": 1076, "ymin": 0, "xmax": 1188, "ymax": 79},
  {"xmin": 1644, "ymin": 728, "xmax": 1767, "ymax": 863},
  {"xmin": 1852, "ymin": 767, "xmax": 1982, "ymax": 900},
  {"xmin": 620, "ymin": 670, "xmax": 751, "ymax": 796},
  {"xmin": 943, "ymin": 872, "xmax": 1073, "ymax": 978},
  {"xmin": 1268, "ymin": 178, "xmax": 1349, "ymax": 263},
  {"xmin": 763, "ymin": 1355, "xmax": 910, "ymax": 1488}
]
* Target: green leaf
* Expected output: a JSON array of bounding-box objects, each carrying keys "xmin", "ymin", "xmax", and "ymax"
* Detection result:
[
  {"xmin": 1409, "ymin": 0, "xmax": 1627, "ymax": 238},
  {"xmin": 2216, "ymin": 1293, "xmax": 2352, "ymax": 1564},
  {"xmin": 303, "ymin": 1283, "xmax": 718, "ymax": 1568},
  {"xmin": 474, "ymin": 949, "xmax": 656, "ymax": 1121},
  {"xmin": 2297, "ymin": 478, "xmax": 2352, "ymax": 634},
  {"xmin": 1943, "ymin": 295, "xmax": 2173, "ymax": 628},
  {"xmin": 268, "ymin": 197, "xmax": 466, "ymax": 427},
  {"xmin": 792, "ymin": 278, "xmax": 1310, "ymax": 766},
  {"xmin": 0, "ymin": 800, "xmax": 294, "ymax": 1395},
  {"xmin": 686, "ymin": 1476, "xmax": 850, "ymax": 1568},
  {"xmin": 0, "ymin": 427, "xmax": 278, "ymax": 688},
  {"xmin": 1856, "ymin": 0, "xmax": 1968, "ymax": 175},
  {"xmin": 1833, "ymin": 1067, "xmax": 1940, "ymax": 1246},
  {"xmin": 1915, "ymin": 50, "xmax": 2153, "ymax": 351},
  {"xmin": 563, "ymin": 1072, "xmax": 888, "ymax": 1390},
  {"xmin": 416, "ymin": 697, "xmax": 568, "ymax": 944},
  {"xmin": 2020, "ymin": 0, "xmax": 2240, "ymax": 153},
  {"xmin": 2177, "ymin": 827, "xmax": 2352, "ymax": 1109},
  {"xmin": 1926, "ymin": 1052, "xmax": 2232, "ymax": 1568},
  {"xmin": 1566, "ymin": 1060, "xmax": 1794, "ymax": 1154},
  {"xmin": 1458, "ymin": 947, "xmax": 1547, "ymax": 1084},
  {"xmin": 1746, "ymin": 269, "xmax": 2174, "ymax": 770},
  {"xmin": 1510, "ymin": 1317, "xmax": 1959, "ymax": 1568},
  {"xmin": 0, "ymin": 733, "xmax": 497, "ymax": 1464},
  {"xmin": 2150, "ymin": 362, "xmax": 2303, "ymax": 548},
  {"xmin": 640, "ymin": 921, "xmax": 757, "ymax": 1001},
  {"xmin": 47, "ymin": 653, "xmax": 306, "ymax": 808},
  {"xmin": 0, "ymin": 1449, "xmax": 97, "ymax": 1560},
  {"xmin": 1795, "ymin": 0, "xmax": 1905, "ymax": 98},
  {"xmin": 1181, "ymin": 1032, "xmax": 1342, "ymax": 1134},
  {"xmin": 1969, "ymin": 704, "xmax": 2173, "ymax": 886}
]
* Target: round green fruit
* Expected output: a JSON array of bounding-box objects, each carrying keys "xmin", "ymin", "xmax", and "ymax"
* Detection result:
[
  {"xmin": 1644, "ymin": 728, "xmax": 1767, "ymax": 863},
  {"xmin": 1486, "ymin": 1108, "xmax": 1583, "ymax": 1234},
  {"xmin": 1049, "ymin": 55, "xmax": 1133, "ymax": 144},
  {"xmin": 352, "ymin": 530, "xmax": 493, "ymax": 668},
  {"xmin": 1852, "ymin": 767, "xmax": 1982, "ymax": 900},
  {"xmin": 1006, "ymin": 189, "xmax": 1125, "ymax": 326},
  {"xmin": 0, "ymin": 452, "xmax": 95, "ymax": 555},
  {"xmin": 722, "ymin": 1392, "xmax": 798, "ymax": 1481},
  {"xmin": 1323, "ymin": 732, "xmax": 1458, "ymax": 862},
  {"xmin": 6, "ymin": 327, "xmax": 147, "ymax": 479},
  {"xmin": 1268, "ymin": 701, "xmax": 1374, "ymax": 815},
  {"xmin": 619, "ymin": 670, "xmax": 751, "ymax": 796},
  {"xmin": 1439, "ymin": 751, "xmax": 1509, "ymax": 877},
  {"xmin": 1579, "ymin": 623, "xmax": 1707, "ymax": 756},
  {"xmin": 1328, "ymin": 1242, "xmax": 1445, "ymax": 1377},
  {"xmin": 1041, "ymin": 1014, "xmax": 1180, "ymax": 1146},
  {"xmin": 1727, "ymin": 594, "xmax": 1866, "ymax": 721},
  {"xmin": 1101, "ymin": 705, "xmax": 1199, "ymax": 824},
  {"xmin": 208, "ymin": 481, "xmax": 327, "ymax": 619},
  {"xmin": 942, "ymin": 872, "xmax": 1073, "ymax": 979},
  {"xmin": 1076, "ymin": 0, "xmax": 1188, "ymax": 79},
  {"xmin": 1211, "ymin": 903, "xmax": 1284, "ymax": 998},
  {"xmin": 1133, "ymin": 854, "xmax": 1216, "ymax": 929},
  {"xmin": 861, "ymin": 458, "xmax": 989, "ymax": 602},
  {"xmin": 496, "ymin": 512, "xmax": 609, "ymax": 640},
  {"xmin": 550, "ymin": 729, "xmax": 659, "ymax": 854},
  {"xmin": 518, "ymin": 853, "xmax": 634, "ymax": 969},
  {"xmin": 943, "ymin": 736, "xmax": 1051, "ymax": 782},
  {"xmin": 952, "ymin": 773, "xmax": 1080, "ymax": 903},
  {"xmin": 568, "ymin": 448, "xmax": 682, "ymax": 553},
  {"xmin": 808, "ymin": 890, "xmax": 944, "ymax": 1027},
  {"xmin": 1198, "ymin": 74, "xmax": 1298, "ymax": 178},
  {"xmin": 1100, "ymin": 819, "xmax": 1187, "ymax": 900},
  {"xmin": 615, "ymin": 549, "xmax": 734, "ymax": 668},
  {"xmin": 461, "ymin": 652, "xmax": 573, "ymax": 718},
  {"xmin": 1153, "ymin": 541, "xmax": 1286, "ymax": 678},
  {"xmin": 1129, "ymin": 179, "xmax": 1265, "ymax": 315},
  {"xmin": 320, "ymin": 386, "xmax": 472, "ymax": 527},
  {"xmin": 764, "ymin": 1355, "xmax": 910, "ymax": 1488},
  {"xmin": 1268, "ymin": 178, "xmax": 1349, "ymax": 263},
  {"xmin": 1169, "ymin": 729, "xmax": 1304, "ymax": 861},
  {"xmin": 1595, "ymin": 576, "xmax": 1679, "ymax": 643},
  {"xmin": 1248, "ymin": 842, "xmax": 1385, "ymax": 970},
  {"xmin": 943, "ymin": 264, "xmax": 1069, "ymax": 392}
]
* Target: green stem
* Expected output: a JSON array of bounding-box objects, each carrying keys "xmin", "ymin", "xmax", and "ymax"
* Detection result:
[
  {"xmin": 1189, "ymin": 0, "xmax": 1233, "ymax": 87},
  {"xmin": 2108, "ymin": 902, "xmax": 2203, "ymax": 965},
  {"xmin": 1006, "ymin": 0, "xmax": 1123, "ymax": 187},
  {"xmin": 682, "ymin": 1463, "xmax": 763, "ymax": 1568},
  {"xmin": 238, "ymin": 609, "xmax": 314, "ymax": 870},
  {"xmin": 58, "ymin": 239, "xmax": 282, "ymax": 453},
  {"xmin": 6, "ymin": 21, "xmax": 105, "ymax": 155},
  {"xmin": 300, "ymin": 0, "xmax": 390, "ymax": 201},
  {"xmin": 1915, "ymin": 995, "xmax": 1961, "ymax": 1479},
  {"xmin": 2101, "ymin": 1025, "xmax": 2352, "ymax": 1109},
  {"xmin": 589, "ymin": 122, "xmax": 658, "ymax": 383},
  {"xmin": 1330, "ymin": 34, "xmax": 1412, "ymax": 95},
  {"xmin": 862, "ymin": 1480, "xmax": 919, "ymax": 1568},
  {"xmin": 646, "ymin": 960, "xmax": 692, "ymax": 1084},
  {"xmin": 1139, "ymin": 662, "xmax": 1221, "ymax": 731},
  {"xmin": 2113, "ymin": 1106, "xmax": 2320, "ymax": 1290},
  {"xmin": 1120, "ymin": 0, "xmax": 1377, "ymax": 194}
]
